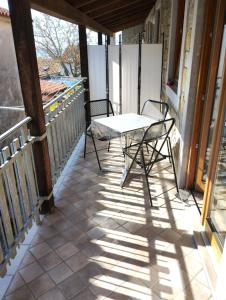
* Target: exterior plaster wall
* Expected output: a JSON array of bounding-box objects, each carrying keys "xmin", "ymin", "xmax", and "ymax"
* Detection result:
[{"xmin": 0, "ymin": 16, "xmax": 24, "ymax": 134}]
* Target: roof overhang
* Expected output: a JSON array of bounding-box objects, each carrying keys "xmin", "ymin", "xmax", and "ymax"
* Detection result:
[{"xmin": 30, "ymin": 0, "xmax": 155, "ymax": 35}]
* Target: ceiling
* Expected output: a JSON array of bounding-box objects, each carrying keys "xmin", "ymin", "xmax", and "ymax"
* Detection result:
[{"xmin": 31, "ymin": 0, "xmax": 156, "ymax": 35}]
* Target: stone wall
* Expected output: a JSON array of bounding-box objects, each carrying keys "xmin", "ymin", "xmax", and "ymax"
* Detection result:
[
  {"xmin": 122, "ymin": 24, "xmax": 144, "ymax": 44},
  {"xmin": 0, "ymin": 16, "xmax": 24, "ymax": 135},
  {"xmin": 144, "ymin": 0, "xmax": 205, "ymax": 187}
]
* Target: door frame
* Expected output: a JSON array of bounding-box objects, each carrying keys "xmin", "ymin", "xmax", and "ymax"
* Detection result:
[
  {"xmin": 201, "ymin": 52, "xmax": 226, "ymax": 256},
  {"xmin": 186, "ymin": 0, "xmax": 226, "ymax": 192}
]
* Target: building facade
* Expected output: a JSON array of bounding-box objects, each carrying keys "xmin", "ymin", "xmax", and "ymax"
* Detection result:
[{"xmin": 0, "ymin": 7, "xmax": 24, "ymax": 134}]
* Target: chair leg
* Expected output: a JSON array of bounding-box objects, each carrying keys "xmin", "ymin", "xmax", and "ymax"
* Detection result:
[
  {"xmin": 141, "ymin": 149, "xmax": 153, "ymax": 206},
  {"xmin": 90, "ymin": 130, "xmax": 102, "ymax": 171},
  {"xmin": 84, "ymin": 131, "xmax": 87, "ymax": 158},
  {"xmin": 145, "ymin": 142, "xmax": 149, "ymax": 154},
  {"xmin": 107, "ymin": 141, "xmax": 111, "ymax": 152},
  {"xmin": 167, "ymin": 138, "xmax": 171, "ymax": 163},
  {"xmin": 168, "ymin": 139, "xmax": 179, "ymax": 193}
]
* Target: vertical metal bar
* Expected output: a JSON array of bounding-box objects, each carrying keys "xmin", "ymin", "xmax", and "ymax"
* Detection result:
[
  {"xmin": 106, "ymin": 35, "xmax": 109, "ymax": 101},
  {"xmin": 137, "ymin": 32, "xmax": 142, "ymax": 115},
  {"xmin": 119, "ymin": 34, "xmax": 122, "ymax": 114},
  {"xmin": 161, "ymin": 32, "xmax": 164, "ymax": 99}
]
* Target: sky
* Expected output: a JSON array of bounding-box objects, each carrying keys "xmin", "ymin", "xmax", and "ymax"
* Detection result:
[{"xmin": 0, "ymin": 0, "xmax": 7, "ymax": 8}]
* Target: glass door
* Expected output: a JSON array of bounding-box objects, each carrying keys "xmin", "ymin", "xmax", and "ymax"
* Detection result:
[
  {"xmin": 194, "ymin": 6, "xmax": 226, "ymax": 194},
  {"xmin": 207, "ymin": 109, "xmax": 226, "ymax": 247}
]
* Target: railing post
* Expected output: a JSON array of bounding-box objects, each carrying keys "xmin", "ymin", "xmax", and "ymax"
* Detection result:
[
  {"xmin": 8, "ymin": 0, "xmax": 54, "ymax": 214},
  {"xmin": 79, "ymin": 25, "xmax": 91, "ymax": 124},
  {"xmin": 98, "ymin": 32, "xmax": 102, "ymax": 45}
]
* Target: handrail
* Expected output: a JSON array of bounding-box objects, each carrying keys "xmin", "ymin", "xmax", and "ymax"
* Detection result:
[
  {"xmin": 43, "ymin": 78, "xmax": 85, "ymax": 111},
  {"xmin": 0, "ymin": 116, "xmax": 32, "ymax": 143}
]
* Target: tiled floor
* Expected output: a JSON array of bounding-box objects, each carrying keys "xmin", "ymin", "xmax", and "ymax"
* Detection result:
[{"xmin": 4, "ymin": 138, "xmax": 213, "ymax": 299}]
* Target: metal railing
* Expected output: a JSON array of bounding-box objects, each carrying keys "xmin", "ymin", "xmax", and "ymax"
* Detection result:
[
  {"xmin": 0, "ymin": 118, "xmax": 40, "ymax": 276},
  {"xmin": 44, "ymin": 79, "xmax": 85, "ymax": 184},
  {"xmin": 0, "ymin": 79, "xmax": 86, "ymax": 276}
]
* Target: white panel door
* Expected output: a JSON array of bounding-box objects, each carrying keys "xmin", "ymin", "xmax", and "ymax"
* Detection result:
[
  {"xmin": 140, "ymin": 44, "xmax": 162, "ymax": 111},
  {"xmin": 88, "ymin": 45, "xmax": 106, "ymax": 100},
  {"xmin": 122, "ymin": 45, "xmax": 139, "ymax": 114},
  {"xmin": 108, "ymin": 45, "xmax": 120, "ymax": 114}
]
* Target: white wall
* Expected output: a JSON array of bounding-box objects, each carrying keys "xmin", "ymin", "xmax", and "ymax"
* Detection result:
[{"xmin": 0, "ymin": 16, "xmax": 24, "ymax": 134}]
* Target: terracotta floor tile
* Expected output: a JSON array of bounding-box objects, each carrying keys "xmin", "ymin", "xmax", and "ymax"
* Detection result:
[
  {"xmin": 46, "ymin": 234, "xmax": 68, "ymax": 250},
  {"xmin": 58, "ymin": 272, "xmax": 87, "ymax": 299},
  {"xmin": 48, "ymin": 262, "xmax": 73, "ymax": 284},
  {"xmin": 55, "ymin": 242, "xmax": 79, "ymax": 260},
  {"xmin": 71, "ymin": 288, "xmax": 96, "ymax": 300},
  {"xmin": 6, "ymin": 273, "xmax": 25, "ymax": 295},
  {"xmin": 6, "ymin": 285, "xmax": 35, "ymax": 300},
  {"xmin": 37, "ymin": 287, "xmax": 66, "ymax": 300},
  {"xmin": 29, "ymin": 242, "xmax": 53, "ymax": 260},
  {"xmin": 19, "ymin": 252, "xmax": 35, "ymax": 270},
  {"xmin": 38, "ymin": 252, "xmax": 63, "ymax": 271},
  {"xmin": 19, "ymin": 261, "xmax": 44, "ymax": 283},
  {"xmin": 28, "ymin": 273, "xmax": 55, "ymax": 298},
  {"xmin": 65, "ymin": 251, "xmax": 89, "ymax": 273}
]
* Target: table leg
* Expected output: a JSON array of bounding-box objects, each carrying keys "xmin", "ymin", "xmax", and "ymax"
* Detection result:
[{"xmin": 120, "ymin": 134, "xmax": 133, "ymax": 187}]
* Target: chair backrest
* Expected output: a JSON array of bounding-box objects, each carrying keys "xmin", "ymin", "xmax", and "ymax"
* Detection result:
[
  {"xmin": 142, "ymin": 118, "xmax": 175, "ymax": 144},
  {"xmin": 84, "ymin": 99, "xmax": 114, "ymax": 121},
  {"xmin": 141, "ymin": 99, "xmax": 169, "ymax": 121}
]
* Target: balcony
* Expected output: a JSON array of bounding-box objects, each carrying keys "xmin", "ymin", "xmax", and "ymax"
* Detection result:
[{"xmin": 0, "ymin": 81, "xmax": 212, "ymax": 299}]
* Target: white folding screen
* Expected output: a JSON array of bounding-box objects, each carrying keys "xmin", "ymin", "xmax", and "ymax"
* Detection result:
[
  {"xmin": 88, "ymin": 45, "xmax": 106, "ymax": 100},
  {"xmin": 121, "ymin": 45, "xmax": 139, "ymax": 113},
  {"xmin": 108, "ymin": 46, "xmax": 120, "ymax": 114},
  {"xmin": 140, "ymin": 44, "xmax": 162, "ymax": 110},
  {"xmin": 88, "ymin": 44, "xmax": 162, "ymax": 113}
]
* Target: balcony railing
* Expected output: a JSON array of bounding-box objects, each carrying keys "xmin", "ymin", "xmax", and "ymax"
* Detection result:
[
  {"xmin": 0, "ymin": 79, "xmax": 85, "ymax": 276},
  {"xmin": 44, "ymin": 79, "xmax": 85, "ymax": 184}
]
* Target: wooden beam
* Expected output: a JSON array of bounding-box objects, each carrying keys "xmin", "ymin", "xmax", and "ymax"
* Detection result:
[
  {"xmin": 99, "ymin": 5, "xmax": 151, "ymax": 25},
  {"xmin": 89, "ymin": 0, "xmax": 152, "ymax": 18},
  {"xmin": 30, "ymin": 0, "xmax": 113, "ymax": 36},
  {"xmin": 109, "ymin": 17, "xmax": 145, "ymax": 32},
  {"xmin": 81, "ymin": 0, "xmax": 122, "ymax": 13},
  {"xmin": 105, "ymin": 12, "xmax": 146, "ymax": 28},
  {"xmin": 79, "ymin": 25, "xmax": 91, "ymax": 123},
  {"xmin": 67, "ymin": 0, "xmax": 99, "ymax": 9},
  {"xmin": 8, "ymin": 0, "xmax": 54, "ymax": 214}
]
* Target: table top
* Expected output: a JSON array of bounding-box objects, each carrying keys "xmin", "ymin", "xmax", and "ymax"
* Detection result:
[{"xmin": 93, "ymin": 113, "xmax": 157, "ymax": 134}]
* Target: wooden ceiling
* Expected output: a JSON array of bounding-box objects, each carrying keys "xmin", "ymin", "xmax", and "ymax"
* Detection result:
[{"xmin": 31, "ymin": 0, "xmax": 155, "ymax": 35}]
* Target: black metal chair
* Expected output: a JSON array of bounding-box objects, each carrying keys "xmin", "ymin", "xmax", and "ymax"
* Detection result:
[
  {"xmin": 141, "ymin": 99, "xmax": 172, "ymax": 160},
  {"xmin": 141, "ymin": 99, "xmax": 169, "ymax": 120},
  {"xmin": 122, "ymin": 118, "xmax": 179, "ymax": 206},
  {"xmin": 84, "ymin": 99, "xmax": 114, "ymax": 170}
]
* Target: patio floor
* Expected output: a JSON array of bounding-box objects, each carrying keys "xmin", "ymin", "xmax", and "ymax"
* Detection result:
[{"xmin": 4, "ymin": 138, "xmax": 213, "ymax": 300}]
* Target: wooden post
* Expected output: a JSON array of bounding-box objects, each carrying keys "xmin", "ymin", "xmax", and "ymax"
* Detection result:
[
  {"xmin": 8, "ymin": 0, "xmax": 54, "ymax": 214},
  {"xmin": 79, "ymin": 25, "xmax": 91, "ymax": 123},
  {"xmin": 98, "ymin": 32, "xmax": 102, "ymax": 45}
]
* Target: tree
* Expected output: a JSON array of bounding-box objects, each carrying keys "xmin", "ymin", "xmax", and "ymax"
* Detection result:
[
  {"xmin": 63, "ymin": 45, "xmax": 80, "ymax": 77},
  {"xmin": 33, "ymin": 13, "xmax": 80, "ymax": 77}
]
